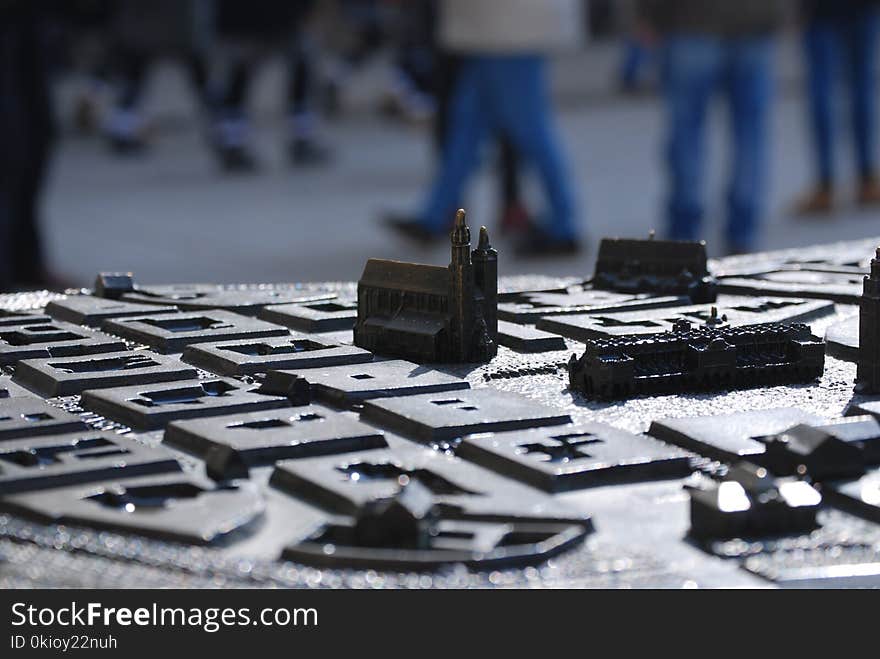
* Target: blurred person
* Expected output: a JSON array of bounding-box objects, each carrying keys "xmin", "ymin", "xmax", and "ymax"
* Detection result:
[
  {"xmin": 386, "ymin": 0, "xmax": 584, "ymax": 257},
  {"xmin": 211, "ymin": 0, "xmax": 331, "ymax": 170},
  {"xmin": 318, "ymin": 0, "xmax": 386, "ymax": 117},
  {"xmin": 381, "ymin": 0, "xmax": 438, "ymax": 123},
  {"xmin": 319, "ymin": 0, "xmax": 437, "ymax": 123},
  {"xmin": 0, "ymin": 1, "xmax": 57, "ymax": 292},
  {"xmin": 619, "ymin": 36, "xmax": 657, "ymax": 93},
  {"xmin": 793, "ymin": 0, "xmax": 880, "ymax": 215},
  {"xmin": 433, "ymin": 52, "xmax": 530, "ymax": 234},
  {"xmin": 58, "ymin": 0, "xmax": 116, "ymax": 134},
  {"xmin": 617, "ymin": 0, "xmax": 658, "ymax": 93},
  {"xmin": 641, "ymin": 0, "xmax": 786, "ymax": 255},
  {"xmin": 101, "ymin": 1, "xmax": 212, "ymax": 154}
]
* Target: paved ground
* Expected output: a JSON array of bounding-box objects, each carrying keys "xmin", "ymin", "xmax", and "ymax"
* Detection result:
[{"xmin": 43, "ymin": 41, "xmax": 880, "ymax": 287}]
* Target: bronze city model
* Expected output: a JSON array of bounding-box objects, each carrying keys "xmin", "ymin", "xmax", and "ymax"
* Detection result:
[{"xmin": 354, "ymin": 209, "xmax": 498, "ymax": 363}]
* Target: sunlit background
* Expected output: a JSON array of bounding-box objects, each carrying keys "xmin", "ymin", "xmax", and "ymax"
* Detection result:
[{"xmin": 2, "ymin": 0, "xmax": 879, "ymax": 292}]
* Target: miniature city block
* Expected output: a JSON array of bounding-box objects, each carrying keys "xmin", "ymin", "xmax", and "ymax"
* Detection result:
[
  {"xmin": 568, "ymin": 318, "xmax": 825, "ymax": 400},
  {"xmin": 592, "ymin": 233, "xmax": 718, "ymax": 303}
]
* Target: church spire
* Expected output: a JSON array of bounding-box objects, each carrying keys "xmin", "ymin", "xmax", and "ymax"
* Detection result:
[
  {"xmin": 477, "ymin": 225, "xmax": 491, "ymax": 251},
  {"xmin": 451, "ymin": 208, "xmax": 470, "ymax": 246}
]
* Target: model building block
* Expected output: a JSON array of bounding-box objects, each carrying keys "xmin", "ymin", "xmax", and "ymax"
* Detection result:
[
  {"xmin": 0, "ymin": 431, "xmax": 181, "ymax": 494},
  {"xmin": 46, "ymin": 295, "xmax": 178, "ymax": 327},
  {"xmin": 689, "ymin": 462, "xmax": 822, "ymax": 540},
  {"xmin": 94, "ymin": 272, "xmax": 335, "ymax": 314},
  {"xmin": 760, "ymin": 423, "xmax": 866, "ymax": 481},
  {"xmin": 592, "ymin": 233, "xmax": 718, "ymax": 303},
  {"xmin": 13, "ymin": 350, "xmax": 198, "ymax": 397},
  {"xmin": 0, "ymin": 472, "xmax": 265, "ymax": 545},
  {"xmin": 568, "ymin": 320, "xmax": 825, "ymax": 400},
  {"xmin": 0, "ymin": 320, "xmax": 126, "ymax": 365}
]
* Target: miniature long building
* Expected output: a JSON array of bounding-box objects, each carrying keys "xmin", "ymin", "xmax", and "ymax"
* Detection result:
[
  {"xmin": 568, "ymin": 321, "xmax": 825, "ymax": 400},
  {"xmin": 592, "ymin": 235, "xmax": 718, "ymax": 303}
]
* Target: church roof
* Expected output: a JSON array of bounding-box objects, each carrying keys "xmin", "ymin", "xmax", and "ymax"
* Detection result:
[
  {"xmin": 362, "ymin": 311, "xmax": 446, "ymax": 338},
  {"xmin": 359, "ymin": 259, "xmax": 450, "ymax": 296}
]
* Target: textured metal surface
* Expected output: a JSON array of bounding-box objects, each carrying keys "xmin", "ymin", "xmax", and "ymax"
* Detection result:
[{"xmin": 2, "ymin": 239, "xmax": 880, "ymax": 588}]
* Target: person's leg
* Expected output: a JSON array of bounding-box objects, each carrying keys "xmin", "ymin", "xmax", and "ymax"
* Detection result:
[
  {"xmin": 432, "ymin": 51, "xmax": 461, "ymax": 154},
  {"xmin": 211, "ymin": 54, "xmax": 257, "ymax": 171},
  {"xmin": 496, "ymin": 136, "xmax": 530, "ymax": 232},
  {"xmin": 725, "ymin": 36, "xmax": 774, "ymax": 253},
  {"xmin": 498, "ymin": 139, "xmax": 520, "ymax": 208},
  {"xmin": 0, "ymin": 187, "xmax": 13, "ymax": 291},
  {"xmin": 1, "ymin": 7, "xmax": 55, "ymax": 289},
  {"xmin": 620, "ymin": 38, "xmax": 650, "ymax": 92},
  {"xmin": 11, "ymin": 148, "xmax": 49, "ymax": 285},
  {"xmin": 418, "ymin": 58, "xmax": 492, "ymax": 232},
  {"xmin": 287, "ymin": 37, "xmax": 333, "ymax": 165},
  {"xmin": 13, "ymin": 51, "xmax": 53, "ymax": 286},
  {"xmin": 799, "ymin": 19, "xmax": 837, "ymax": 204},
  {"xmin": 286, "ymin": 0, "xmax": 332, "ymax": 165},
  {"xmin": 288, "ymin": 43, "xmax": 312, "ymax": 120},
  {"xmin": 488, "ymin": 55, "xmax": 578, "ymax": 243},
  {"xmin": 0, "ymin": 17, "xmax": 23, "ymax": 290},
  {"xmin": 222, "ymin": 57, "xmax": 251, "ymax": 119},
  {"xmin": 105, "ymin": 43, "xmax": 149, "ymax": 152},
  {"xmin": 661, "ymin": 35, "xmax": 719, "ymax": 242},
  {"xmin": 844, "ymin": 7, "xmax": 880, "ymax": 201},
  {"xmin": 387, "ymin": 0, "xmax": 436, "ymax": 121}
]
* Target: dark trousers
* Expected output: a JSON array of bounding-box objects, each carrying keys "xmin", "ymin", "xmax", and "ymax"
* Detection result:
[
  {"xmin": 662, "ymin": 35, "xmax": 774, "ymax": 252},
  {"xmin": 423, "ymin": 56, "xmax": 575, "ymax": 238},
  {"xmin": 0, "ymin": 7, "xmax": 54, "ymax": 291},
  {"xmin": 434, "ymin": 53, "xmax": 522, "ymax": 212},
  {"xmin": 217, "ymin": 0, "xmax": 317, "ymax": 121},
  {"xmin": 804, "ymin": 7, "xmax": 880, "ymax": 183}
]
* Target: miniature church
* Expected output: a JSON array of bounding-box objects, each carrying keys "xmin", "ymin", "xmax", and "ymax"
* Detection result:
[{"xmin": 354, "ymin": 209, "xmax": 498, "ymax": 363}]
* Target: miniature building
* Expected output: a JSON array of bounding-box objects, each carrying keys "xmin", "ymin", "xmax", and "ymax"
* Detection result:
[
  {"xmin": 354, "ymin": 209, "xmax": 498, "ymax": 363},
  {"xmin": 857, "ymin": 247, "xmax": 880, "ymax": 393},
  {"xmin": 761, "ymin": 423, "xmax": 865, "ymax": 481},
  {"xmin": 94, "ymin": 272, "xmax": 136, "ymax": 299},
  {"xmin": 568, "ymin": 320, "xmax": 825, "ymax": 400},
  {"xmin": 689, "ymin": 462, "xmax": 822, "ymax": 540},
  {"xmin": 592, "ymin": 233, "xmax": 718, "ymax": 303},
  {"xmin": 353, "ymin": 480, "xmax": 437, "ymax": 550}
]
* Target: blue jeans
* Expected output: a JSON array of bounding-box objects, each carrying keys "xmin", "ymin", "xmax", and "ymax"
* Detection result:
[
  {"xmin": 421, "ymin": 55, "xmax": 577, "ymax": 240},
  {"xmin": 620, "ymin": 38, "xmax": 656, "ymax": 90},
  {"xmin": 662, "ymin": 35, "xmax": 774, "ymax": 252},
  {"xmin": 804, "ymin": 9, "xmax": 880, "ymax": 183}
]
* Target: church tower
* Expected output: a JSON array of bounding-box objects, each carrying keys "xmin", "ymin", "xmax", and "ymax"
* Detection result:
[
  {"xmin": 472, "ymin": 225, "xmax": 498, "ymax": 340},
  {"xmin": 449, "ymin": 209, "xmax": 475, "ymax": 361},
  {"xmin": 857, "ymin": 247, "xmax": 880, "ymax": 393}
]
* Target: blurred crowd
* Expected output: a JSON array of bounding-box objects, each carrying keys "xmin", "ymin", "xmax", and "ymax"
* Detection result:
[{"xmin": 2, "ymin": 0, "xmax": 880, "ymax": 292}]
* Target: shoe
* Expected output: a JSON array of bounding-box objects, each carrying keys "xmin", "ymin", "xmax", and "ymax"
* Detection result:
[
  {"xmin": 383, "ymin": 215, "xmax": 446, "ymax": 246},
  {"xmin": 289, "ymin": 138, "xmax": 332, "ymax": 167},
  {"xmin": 378, "ymin": 92, "xmax": 433, "ymax": 125},
  {"xmin": 857, "ymin": 176, "xmax": 880, "ymax": 206},
  {"xmin": 105, "ymin": 108, "xmax": 148, "ymax": 155},
  {"xmin": 792, "ymin": 184, "xmax": 834, "ymax": 216},
  {"xmin": 108, "ymin": 134, "xmax": 146, "ymax": 155},
  {"xmin": 514, "ymin": 226, "xmax": 582, "ymax": 258},
  {"xmin": 217, "ymin": 145, "xmax": 257, "ymax": 173}
]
